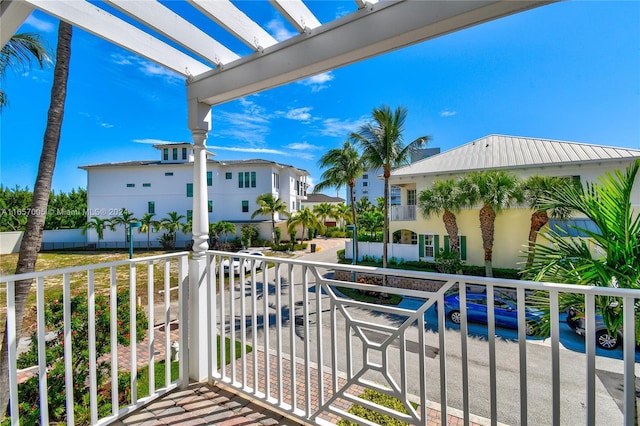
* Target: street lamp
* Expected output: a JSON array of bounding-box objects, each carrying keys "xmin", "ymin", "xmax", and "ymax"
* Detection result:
[
  {"xmin": 346, "ymin": 224, "xmax": 357, "ymax": 282},
  {"xmin": 128, "ymin": 221, "xmax": 142, "ymax": 259}
]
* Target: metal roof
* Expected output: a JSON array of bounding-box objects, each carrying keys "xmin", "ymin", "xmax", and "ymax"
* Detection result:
[
  {"xmin": 305, "ymin": 193, "xmax": 345, "ymax": 203},
  {"xmin": 391, "ymin": 134, "xmax": 640, "ymax": 178},
  {"xmin": 2, "ymin": 1, "xmax": 551, "ymax": 108}
]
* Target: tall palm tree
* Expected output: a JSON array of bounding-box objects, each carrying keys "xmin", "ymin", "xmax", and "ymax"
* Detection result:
[
  {"xmin": 314, "ymin": 140, "xmax": 364, "ymax": 232},
  {"xmin": 82, "ymin": 216, "xmax": 114, "ymax": 249},
  {"xmin": 138, "ymin": 213, "xmax": 158, "ymax": 250},
  {"xmin": 355, "ymin": 197, "xmax": 374, "ymax": 215},
  {"xmin": 351, "ymin": 105, "xmax": 429, "ymax": 269},
  {"xmin": 251, "ymin": 193, "xmax": 288, "ymax": 243},
  {"xmin": 461, "ymin": 170, "xmax": 521, "ymax": 277},
  {"xmin": 1, "ymin": 33, "xmax": 51, "ymax": 109},
  {"xmin": 160, "ymin": 211, "xmax": 186, "ymax": 249},
  {"xmin": 313, "ymin": 202, "xmax": 335, "ymax": 235},
  {"xmin": 334, "ymin": 203, "xmax": 352, "ymax": 229},
  {"xmin": 418, "ymin": 178, "xmax": 467, "ymax": 254},
  {"xmin": 287, "ymin": 207, "xmax": 321, "ymax": 243},
  {"xmin": 0, "ymin": 22, "xmax": 71, "ymax": 415},
  {"xmin": 520, "ymin": 176, "xmax": 571, "ymax": 268},
  {"xmin": 110, "ymin": 208, "xmax": 138, "ymax": 248}
]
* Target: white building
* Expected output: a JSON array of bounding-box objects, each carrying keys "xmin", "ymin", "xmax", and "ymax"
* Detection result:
[{"xmin": 79, "ymin": 143, "xmax": 309, "ymax": 247}]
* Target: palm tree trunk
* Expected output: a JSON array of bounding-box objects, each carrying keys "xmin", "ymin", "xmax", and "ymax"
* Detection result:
[
  {"xmin": 0, "ymin": 21, "xmax": 72, "ymax": 417},
  {"xmin": 478, "ymin": 204, "xmax": 496, "ymax": 277},
  {"xmin": 442, "ymin": 210, "xmax": 459, "ymax": 252},
  {"xmin": 382, "ymin": 173, "xmax": 389, "ymax": 271},
  {"xmin": 525, "ymin": 210, "xmax": 549, "ymax": 268}
]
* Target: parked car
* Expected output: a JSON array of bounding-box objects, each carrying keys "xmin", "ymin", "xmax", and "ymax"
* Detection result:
[
  {"xmin": 222, "ymin": 250, "xmax": 265, "ymax": 275},
  {"xmin": 566, "ymin": 308, "xmax": 623, "ymax": 350},
  {"xmin": 442, "ymin": 292, "xmax": 544, "ymax": 336}
]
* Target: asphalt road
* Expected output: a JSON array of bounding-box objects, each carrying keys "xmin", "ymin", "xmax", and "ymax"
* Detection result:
[{"xmin": 223, "ymin": 240, "xmax": 638, "ymax": 425}]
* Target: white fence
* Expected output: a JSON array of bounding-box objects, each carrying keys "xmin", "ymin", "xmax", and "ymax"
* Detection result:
[
  {"xmin": 1, "ymin": 229, "xmax": 86, "ymax": 254},
  {"xmin": 345, "ymin": 240, "xmax": 419, "ymax": 262}
]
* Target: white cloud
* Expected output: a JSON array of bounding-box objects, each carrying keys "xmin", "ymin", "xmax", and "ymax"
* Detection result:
[
  {"xmin": 25, "ymin": 15, "xmax": 55, "ymax": 33},
  {"xmin": 285, "ymin": 107, "xmax": 313, "ymax": 121},
  {"xmin": 286, "ymin": 141, "xmax": 319, "ymax": 151},
  {"xmin": 299, "ymin": 72, "xmax": 334, "ymax": 92},
  {"xmin": 133, "ymin": 138, "xmax": 182, "ymax": 145},
  {"xmin": 208, "ymin": 146, "xmax": 288, "ymax": 156},
  {"xmin": 212, "ymin": 98, "xmax": 273, "ymax": 144},
  {"xmin": 440, "ymin": 110, "xmax": 457, "ymax": 117},
  {"xmin": 110, "ymin": 53, "xmax": 182, "ymax": 84},
  {"xmin": 78, "ymin": 111, "xmax": 115, "ymax": 130},
  {"xmin": 266, "ymin": 18, "xmax": 297, "ymax": 42},
  {"xmin": 321, "ymin": 116, "xmax": 368, "ymax": 137}
]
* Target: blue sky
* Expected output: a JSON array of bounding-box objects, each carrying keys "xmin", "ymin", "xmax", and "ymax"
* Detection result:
[{"xmin": 1, "ymin": 1, "xmax": 639, "ymax": 198}]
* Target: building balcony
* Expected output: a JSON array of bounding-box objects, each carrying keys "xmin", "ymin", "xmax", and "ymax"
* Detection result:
[
  {"xmin": 391, "ymin": 204, "xmax": 416, "ymax": 221},
  {"xmin": 2, "ymin": 252, "xmax": 637, "ymax": 425}
]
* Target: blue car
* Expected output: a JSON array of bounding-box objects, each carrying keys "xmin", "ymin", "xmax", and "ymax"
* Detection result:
[{"xmin": 443, "ymin": 292, "xmax": 544, "ymax": 336}]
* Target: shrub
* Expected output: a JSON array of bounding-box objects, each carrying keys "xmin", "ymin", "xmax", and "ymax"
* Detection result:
[
  {"xmin": 240, "ymin": 224, "xmax": 260, "ymax": 248},
  {"xmin": 434, "ymin": 249, "xmax": 464, "ymax": 274},
  {"xmin": 337, "ymin": 388, "xmax": 415, "ymax": 426},
  {"xmin": 337, "ymin": 248, "xmax": 346, "ymax": 261},
  {"xmin": 274, "ymin": 227, "xmax": 282, "ymax": 244}
]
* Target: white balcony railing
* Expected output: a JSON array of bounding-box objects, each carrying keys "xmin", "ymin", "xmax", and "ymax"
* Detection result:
[
  {"xmin": 3, "ymin": 251, "xmax": 638, "ymax": 425},
  {"xmin": 390, "ymin": 205, "xmax": 416, "ymax": 221}
]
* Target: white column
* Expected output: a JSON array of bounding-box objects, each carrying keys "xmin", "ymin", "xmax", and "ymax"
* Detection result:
[{"xmin": 188, "ymin": 101, "xmax": 211, "ymax": 381}]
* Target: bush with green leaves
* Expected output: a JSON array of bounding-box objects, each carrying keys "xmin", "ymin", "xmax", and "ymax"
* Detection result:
[
  {"xmin": 274, "ymin": 227, "xmax": 282, "ymax": 244},
  {"xmin": 10, "ymin": 289, "xmax": 147, "ymax": 425},
  {"xmin": 337, "ymin": 388, "xmax": 416, "ymax": 426},
  {"xmin": 337, "ymin": 248, "xmax": 346, "ymax": 261},
  {"xmin": 240, "ymin": 224, "xmax": 260, "ymax": 248},
  {"xmin": 434, "ymin": 249, "xmax": 464, "ymax": 274}
]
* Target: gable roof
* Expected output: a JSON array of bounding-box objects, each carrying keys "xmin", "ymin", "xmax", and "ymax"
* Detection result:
[
  {"xmin": 305, "ymin": 194, "xmax": 345, "ymax": 204},
  {"xmin": 391, "ymin": 135, "xmax": 640, "ymax": 177}
]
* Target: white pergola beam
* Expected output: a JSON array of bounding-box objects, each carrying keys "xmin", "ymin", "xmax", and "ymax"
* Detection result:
[
  {"xmin": 188, "ymin": 0, "xmax": 550, "ymax": 106},
  {"xmin": 0, "ymin": 0, "xmax": 35, "ymax": 47},
  {"xmin": 188, "ymin": 0, "xmax": 278, "ymax": 51},
  {"xmin": 105, "ymin": 0, "xmax": 240, "ymax": 66},
  {"xmin": 269, "ymin": 0, "xmax": 321, "ymax": 31},
  {"xmin": 24, "ymin": 0, "xmax": 210, "ymax": 77}
]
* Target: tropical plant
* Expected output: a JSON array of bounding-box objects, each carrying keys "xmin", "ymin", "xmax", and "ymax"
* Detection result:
[
  {"xmin": 460, "ymin": 170, "xmax": 521, "ymax": 277},
  {"xmin": 82, "ymin": 216, "xmax": 114, "ymax": 249},
  {"xmin": 0, "ymin": 33, "xmax": 51, "ymax": 109},
  {"xmin": 351, "ymin": 105, "xmax": 429, "ymax": 270},
  {"xmin": 418, "ymin": 178, "xmax": 467, "ymax": 254},
  {"xmin": 314, "ymin": 140, "xmax": 364, "ymax": 233},
  {"xmin": 138, "ymin": 213, "xmax": 159, "ymax": 250},
  {"xmin": 287, "ymin": 207, "xmax": 322, "ymax": 243},
  {"xmin": 359, "ymin": 210, "xmax": 384, "ymax": 240},
  {"xmin": 110, "ymin": 208, "xmax": 138, "ymax": 247},
  {"xmin": 355, "ymin": 197, "xmax": 374, "ymax": 215},
  {"xmin": 519, "ymin": 176, "xmax": 571, "ymax": 268},
  {"xmin": 240, "ymin": 224, "xmax": 259, "ymax": 248},
  {"xmin": 159, "ymin": 211, "xmax": 186, "ymax": 249},
  {"xmin": 211, "ymin": 220, "xmax": 236, "ymax": 245},
  {"xmin": 313, "ymin": 203, "xmax": 335, "ymax": 235},
  {"xmin": 0, "ymin": 24, "xmax": 68, "ymax": 415},
  {"xmin": 251, "ymin": 193, "xmax": 288, "ymax": 243},
  {"xmin": 334, "ymin": 202, "xmax": 352, "ymax": 229}
]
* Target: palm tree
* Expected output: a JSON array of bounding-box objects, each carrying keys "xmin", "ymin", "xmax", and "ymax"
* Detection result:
[
  {"xmin": 314, "ymin": 140, "xmax": 364, "ymax": 232},
  {"xmin": 138, "ymin": 213, "xmax": 159, "ymax": 250},
  {"xmin": 251, "ymin": 193, "xmax": 288, "ymax": 243},
  {"xmin": 418, "ymin": 178, "xmax": 467, "ymax": 254},
  {"xmin": 1, "ymin": 33, "xmax": 51, "ymax": 109},
  {"xmin": 82, "ymin": 216, "xmax": 114, "ymax": 249},
  {"xmin": 110, "ymin": 208, "xmax": 138, "ymax": 248},
  {"xmin": 160, "ymin": 211, "xmax": 186, "ymax": 249},
  {"xmin": 461, "ymin": 170, "xmax": 521, "ymax": 277},
  {"xmin": 211, "ymin": 220, "xmax": 236, "ymax": 245},
  {"xmin": 520, "ymin": 176, "xmax": 571, "ymax": 268},
  {"xmin": 351, "ymin": 105, "xmax": 429, "ymax": 269},
  {"xmin": 287, "ymin": 207, "xmax": 322, "ymax": 243},
  {"xmin": 355, "ymin": 197, "xmax": 374, "ymax": 215},
  {"xmin": 334, "ymin": 203, "xmax": 352, "ymax": 229},
  {"xmin": 0, "ymin": 22, "xmax": 71, "ymax": 414},
  {"xmin": 313, "ymin": 202, "xmax": 335, "ymax": 235}
]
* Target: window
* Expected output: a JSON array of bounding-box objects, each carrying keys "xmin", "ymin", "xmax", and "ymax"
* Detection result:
[
  {"xmin": 244, "ymin": 172, "xmax": 250, "ymax": 188},
  {"xmin": 148, "ymin": 201, "xmax": 155, "ymax": 214},
  {"xmin": 143, "ymin": 183, "xmax": 151, "ymax": 187},
  {"xmin": 208, "ymin": 200, "xmax": 213, "ymax": 213},
  {"xmin": 443, "ymin": 235, "xmax": 467, "ymax": 260},
  {"xmin": 165, "ymin": 172, "xmax": 173, "ymax": 176},
  {"xmin": 251, "ymin": 171, "xmax": 256, "ymax": 188},
  {"xmin": 172, "ymin": 148, "xmax": 178, "ymax": 160},
  {"xmin": 362, "ymin": 190, "xmax": 368, "ymax": 194},
  {"xmin": 238, "ymin": 172, "xmax": 243, "ymax": 188},
  {"xmin": 187, "ymin": 210, "xmax": 192, "ymax": 221},
  {"xmin": 363, "ymin": 182, "xmax": 368, "ymax": 187},
  {"xmin": 363, "ymin": 174, "xmax": 368, "ymax": 179},
  {"xmin": 419, "ymin": 234, "xmax": 438, "ymax": 259},
  {"xmin": 186, "ymin": 183, "xmax": 193, "ymax": 197},
  {"xmin": 238, "ymin": 171, "xmax": 255, "ymax": 188},
  {"xmin": 225, "ymin": 172, "xmax": 232, "ymax": 180},
  {"xmin": 407, "ymin": 189, "xmax": 416, "ymax": 206},
  {"xmin": 207, "ymin": 171, "xmax": 212, "ymax": 186},
  {"xmin": 163, "ymin": 148, "xmax": 168, "ymax": 161},
  {"xmin": 182, "ymin": 147, "xmax": 187, "ymax": 160},
  {"xmin": 272, "ymin": 173, "xmax": 279, "ymax": 189},
  {"xmin": 242, "ymin": 200, "xmax": 249, "ymax": 213},
  {"xmin": 126, "ymin": 183, "xmax": 135, "ymax": 188}
]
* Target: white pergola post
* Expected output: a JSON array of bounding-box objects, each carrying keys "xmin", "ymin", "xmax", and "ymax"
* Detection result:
[{"xmin": 187, "ymin": 101, "xmax": 211, "ymax": 382}]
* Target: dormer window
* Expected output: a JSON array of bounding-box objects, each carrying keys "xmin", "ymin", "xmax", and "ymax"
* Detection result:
[
  {"xmin": 172, "ymin": 148, "xmax": 178, "ymax": 160},
  {"xmin": 163, "ymin": 148, "xmax": 168, "ymax": 161}
]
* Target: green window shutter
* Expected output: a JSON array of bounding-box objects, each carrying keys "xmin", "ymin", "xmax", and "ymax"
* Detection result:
[
  {"xmin": 434, "ymin": 235, "xmax": 440, "ymax": 255},
  {"xmin": 460, "ymin": 236, "xmax": 467, "ymax": 260},
  {"xmin": 251, "ymin": 171, "xmax": 256, "ymax": 187},
  {"xmin": 238, "ymin": 172, "xmax": 243, "ymax": 188},
  {"xmin": 186, "ymin": 183, "xmax": 193, "ymax": 197},
  {"xmin": 419, "ymin": 234, "xmax": 425, "ymax": 257},
  {"xmin": 207, "ymin": 171, "xmax": 212, "ymax": 186},
  {"xmin": 443, "ymin": 235, "xmax": 450, "ymax": 254}
]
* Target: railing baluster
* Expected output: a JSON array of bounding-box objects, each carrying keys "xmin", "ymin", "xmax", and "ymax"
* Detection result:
[
  {"xmin": 315, "ymin": 266, "xmax": 324, "ymax": 409},
  {"xmin": 240, "ymin": 259, "xmax": 249, "ymax": 388},
  {"xmin": 110, "ymin": 266, "xmax": 118, "ymax": 416},
  {"xmin": 263, "ymin": 266, "xmax": 271, "ymax": 400},
  {"xmin": 211, "ymin": 254, "xmax": 219, "ymax": 379},
  {"xmin": 230, "ymin": 258, "xmax": 236, "ymax": 383},
  {"xmin": 63, "ymin": 273, "xmax": 74, "ymax": 425},
  {"xmin": 487, "ymin": 283, "xmax": 497, "ymax": 425},
  {"xmin": 438, "ymin": 291, "xmax": 448, "ymax": 424},
  {"xmin": 164, "ymin": 260, "xmax": 171, "ymax": 387},
  {"xmin": 178, "ymin": 255, "xmax": 189, "ymax": 389},
  {"xmin": 622, "ymin": 295, "xmax": 636, "ymax": 426},
  {"xmin": 251, "ymin": 259, "xmax": 259, "ymax": 396},
  {"xmin": 302, "ymin": 265, "xmax": 311, "ymax": 416},
  {"xmin": 87, "ymin": 269, "xmax": 98, "ymax": 424},
  {"xmin": 459, "ymin": 281, "xmax": 469, "ymax": 426},
  {"xmin": 288, "ymin": 263, "xmax": 298, "ymax": 412},
  {"xmin": 36, "ymin": 276, "xmax": 50, "ymax": 425},
  {"xmin": 585, "ymin": 293, "xmax": 596, "ymax": 426},
  {"xmin": 220, "ymin": 255, "xmax": 227, "ymax": 380},
  {"xmin": 517, "ymin": 287, "xmax": 528, "ymax": 425},
  {"xmin": 7, "ymin": 280, "xmax": 18, "ymax": 426},
  {"xmin": 275, "ymin": 263, "xmax": 284, "ymax": 404},
  {"xmin": 550, "ymin": 290, "xmax": 560, "ymax": 425},
  {"xmin": 147, "ymin": 261, "xmax": 155, "ymax": 395},
  {"xmin": 129, "ymin": 263, "xmax": 138, "ymax": 404}
]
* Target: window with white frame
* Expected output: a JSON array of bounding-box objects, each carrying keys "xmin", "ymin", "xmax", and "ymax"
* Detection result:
[
  {"xmin": 407, "ymin": 189, "xmax": 416, "ymax": 205},
  {"xmin": 423, "ymin": 234, "xmax": 435, "ymax": 258}
]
